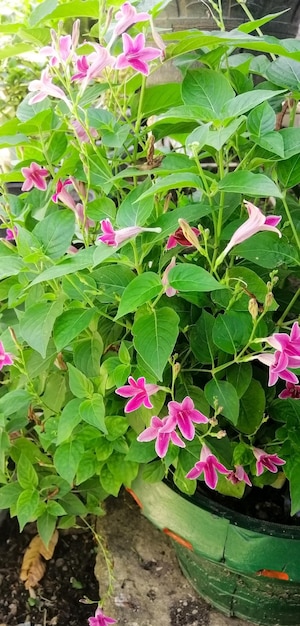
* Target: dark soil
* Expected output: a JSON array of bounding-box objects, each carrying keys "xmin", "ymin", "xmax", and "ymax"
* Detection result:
[{"xmin": 0, "ymin": 515, "xmax": 99, "ymax": 626}]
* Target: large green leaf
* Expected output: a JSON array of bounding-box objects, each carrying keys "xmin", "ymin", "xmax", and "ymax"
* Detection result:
[
  {"xmin": 277, "ymin": 154, "xmax": 300, "ymax": 188},
  {"xmin": 168, "ymin": 264, "xmax": 222, "ymax": 292},
  {"xmin": 204, "ymin": 379, "xmax": 239, "ymax": 425},
  {"xmin": 116, "ymin": 273, "xmax": 162, "ymax": 319},
  {"xmin": 68, "ymin": 363, "xmax": 94, "ymax": 399},
  {"xmin": 226, "ymin": 363, "xmax": 252, "ymax": 398},
  {"xmin": 16, "ymin": 489, "xmax": 39, "ymax": 531},
  {"xmin": 30, "ymin": 247, "xmax": 95, "ymax": 284},
  {"xmin": 53, "ymin": 308, "xmax": 95, "ymax": 351},
  {"xmin": 190, "ymin": 310, "xmax": 217, "ymax": 364},
  {"xmin": 137, "ymin": 173, "xmax": 203, "ymax": 201},
  {"xmin": 20, "ymin": 299, "xmax": 64, "ymax": 357},
  {"xmin": 117, "ymin": 179, "xmax": 154, "ymax": 228},
  {"xmin": 265, "ymin": 57, "xmax": 300, "ymax": 91},
  {"xmin": 28, "ymin": 0, "xmax": 57, "ymax": 25},
  {"xmin": 79, "ymin": 395, "xmax": 107, "ymax": 434},
  {"xmin": 237, "ymin": 379, "xmax": 265, "ymax": 434},
  {"xmin": 247, "ymin": 101, "xmax": 276, "ymax": 137},
  {"xmin": 222, "ymin": 89, "xmax": 284, "ymax": 119},
  {"xmin": 57, "ymin": 398, "xmax": 82, "ymax": 445},
  {"xmin": 73, "ymin": 334, "xmax": 103, "ymax": 378},
  {"xmin": 212, "ymin": 311, "xmax": 253, "ymax": 355},
  {"xmin": 132, "ymin": 307, "xmax": 179, "ymax": 380},
  {"xmin": 218, "ymin": 171, "xmax": 282, "ymax": 198},
  {"xmin": 54, "ymin": 440, "xmax": 84, "ymax": 485},
  {"xmin": 33, "ymin": 211, "xmax": 75, "ymax": 260},
  {"xmin": 182, "ymin": 69, "xmax": 234, "ymax": 121},
  {"xmin": 236, "ymin": 232, "xmax": 299, "ymax": 268}
]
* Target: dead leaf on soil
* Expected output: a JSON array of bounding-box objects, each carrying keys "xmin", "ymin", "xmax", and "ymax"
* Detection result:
[{"xmin": 20, "ymin": 530, "xmax": 59, "ymax": 592}]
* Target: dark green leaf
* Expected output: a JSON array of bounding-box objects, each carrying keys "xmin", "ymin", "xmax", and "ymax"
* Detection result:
[
  {"xmin": 237, "ymin": 379, "xmax": 265, "ymax": 434},
  {"xmin": 205, "ymin": 379, "xmax": 239, "ymax": 424}
]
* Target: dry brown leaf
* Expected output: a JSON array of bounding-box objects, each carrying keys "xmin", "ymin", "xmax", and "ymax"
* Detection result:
[{"xmin": 20, "ymin": 530, "xmax": 59, "ymax": 590}]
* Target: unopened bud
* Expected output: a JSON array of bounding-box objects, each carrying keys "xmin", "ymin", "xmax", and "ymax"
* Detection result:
[
  {"xmin": 150, "ymin": 17, "xmax": 166, "ymax": 59},
  {"xmin": 173, "ymin": 362, "xmax": 181, "ymax": 378},
  {"xmin": 72, "ymin": 19, "xmax": 80, "ymax": 48},
  {"xmin": 209, "ymin": 416, "xmax": 218, "ymax": 427},
  {"xmin": 216, "ymin": 429, "xmax": 227, "ymax": 439},
  {"xmin": 264, "ymin": 292, "xmax": 274, "ymax": 309},
  {"xmin": 178, "ymin": 218, "xmax": 200, "ymax": 249},
  {"xmin": 248, "ymin": 297, "xmax": 258, "ymax": 320}
]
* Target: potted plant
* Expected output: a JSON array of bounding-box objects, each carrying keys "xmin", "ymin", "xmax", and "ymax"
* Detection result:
[{"xmin": 1, "ymin": 1, "xmax": 300, "ymax": 624}]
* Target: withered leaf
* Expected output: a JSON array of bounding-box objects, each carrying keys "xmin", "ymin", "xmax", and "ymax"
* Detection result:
[{"xmin": 20, "ymin": 530, "xmax": 59, "ymax": 590}]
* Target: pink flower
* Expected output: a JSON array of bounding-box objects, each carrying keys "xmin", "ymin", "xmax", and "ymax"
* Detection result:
[
  {"xmin": 115, "ymin": 376, "xmax": 160, "ymax": 412},
  {"xmin": 115, "ymin": 33, "xmax": 161, "ymax": 76},
  {"xmin": 137, "ymin": 415, "xmax": 185, "ymax": 458},
  {"xmin": 71, "ymin": 119, "xmax": 98, "ymax": 143},
  {"xmin": 113, "ymin": 2, "xmax": 150, "ymax": 37},
  {"xmin": 40, "ymin": 31, "xmax": 73, "ymax": 66},
  {"xmin": 72, "ymin": 46, "xmax": 114, "ymax": 85},
  {"xmin": 74, "ymin": 203, "xmax": 95, "ymax": 230},
  {"xmin": 266, "ymin": 322, "xmax": 300, "ymax": 365},
  {"xmin": 72, "ymin": 55, "xmax": 89, "ymax": 81},
  {"xmin": 226, "ymin": 465, "xmax": 252, "ymax": 487},
  {"xmin": 97, "ymin": 218, "xmax": 161, "ymax": 247},
  {"xmin": 28, "ymin": 68, "xmax": 69, "ymax": 105},
  {"xmin": 166, "ymin": 226, "xmax": 200, "ymax": 250},
  {"xmin": 21, "ymin": 162, "xmax": 49, "ymax": 192},
  {"xmin": 167, "ymin": 396, "xmax": 209, "ymax": 440},
  {"xmin": 256, "ymin": 351, "xmax": 299, "ymax": 386},
  {"xmin": 52, "ymin": 179, "xmax": 76, "ymax": 209},
  {"xmin": 253, "ymin": 447, "xmax": 285, "ymax": 476},
  {"xmin": 186, "ymin": 444, "xmax": 228, "ymax": 489},
  {"xmin": 0, "ymin": 341, "xmax": 14, "ymax": 370},
  {"xmin": 278, "ymin": 382, "xmax": 300, "ymax": 399},
  {"xmin": 162, "ymin": 257, "xmax": 177, "ymax": 297},
  {"xmin": 216, "ymin": 201, "xmax": 281, "ymax": 265},
  {"xmin": 88, "ymin": 607, "xmax": 117, "ymax": 626},
  {"xmin": 5, "ymin": 227, "xmax": 18, "ymax": 241}
]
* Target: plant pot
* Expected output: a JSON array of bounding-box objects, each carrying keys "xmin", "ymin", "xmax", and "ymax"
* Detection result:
[
  {"xmin": 156, "ymin": 0, "xmax": 300, "ymax": 39},
  {"xmin": 129, "ymin": 475, "xmax": 300, "ymax": 626}
]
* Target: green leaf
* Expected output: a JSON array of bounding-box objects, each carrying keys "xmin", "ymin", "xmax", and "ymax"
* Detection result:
[
  {"xmin": 212, "ymin": 311, "xmax": 253, "ymax": 354},
  {"xmin": 280, "ymin": 128, "xmax": 300, "ymax": 159},
  {"xmin": 33, "ymin": 211, "xmax": 75, "ymax": 260},
  {"xmin": 236, "ymin": 232, "xmax": 299, "ymax": 268},
  {"xmin": 116, "ymin": 272, "xmax": 162, "ymax": 318},
  {"xmin": 47, "ymin": 132, "xmax": 68, "ymax": 163},
  {"xmin": 252, "ymin": 131, "xmax": 285, "ymax": 158},
  {"xmin": 117, "ymin": 179, "xmax": 154, "ymax": 228},
  {"xmin": 247, "ymin": 102, "xmax": 276, "ymax": 137},
  {"xmin": 237, "ymin": 11, "xmax": 290, "ymax": 33},
  {"xmin": 204, "ymin": 379, "xmax": 239, "ymax": 425},
  {"xmin": 133, "ymin": 83, "xmax": 183, "ymax": 118},
  {"xmin": 189, "ymin": 310, "xmax": 217, "ymax": 364},
  {"xmin": 107, "ymin": 453, "xmax": 138, "ymax": 487},
  {"xmin": 67, "ymin": 363, "xmax": 94, "ymax": 398},
  {"xmin": 222, "ymin": 89, "xmax": 284, "ymax": 119},
  {"xmin": 30, "ymin": 247, "xmax": 95, "ymax": 284},
  {"xmin": 0, "ymin": 44, "xmax": 32, "ymax": 60},
  {"xmin": 16, "ymin": 489, "xmax": 39, "ymax": 531},
  {"xmin": 20, "ymin": 299, "xmax": 64, "ymax": 358},
  {"xmin": 37, "ymin": 512, "xmax": 57, "ymax": 548},
  {"xmin": 237, "ymin": 379, "xmax": 265, "ymax": 434},
  {"xmin": 0, "ymin": 390, "xmax": 32, "ymax": 415},
  {"xmin": 126, "ymin": 439, "xmax": 156, "ymax": 463},
  {"xmin": 137, "ymin": 173, "xmax": 203, "ymax": 201},
  {"xmin": 73, "ymin": 334, "xmax": 103, "ymax": 377},
  {"xmin": 226, "ymin": 363, "xmax": 252, "ymax": 398},
  {"xmin": 80, "ymin": 395, "xmax": 107, "ymax": 434},
  {"xmin": 53, "ymin": 308, "xmax": 94, "ymax": 351},
  {"xmin": 76, "ymin": 453, "xmax": 97, "ymax": 484},
  {"xmin": 105, "ymin": 416, "xmax": 128, "ymax": 440},
  {"xmin": 277, "ymin": 154, "xmax": 300, "ymax": 188},
  {"xmin": 142, "ymin": 460, "xmax": 165, "ymax": 483},
  {"xmin": 43, "ymin": 373, "xmax": 66, "ymax": 414},
  {"xmin": 289, "ymin": 462, "xmax": 300, "ymax": 516},
  {"xmin": 0, "ymin": 482, "xmax": 22, "ymax": 508},
  {"xmin": 204, "ymin": 118, "xmax": 244, "ymax": 151},
  {"xmin": 0, "ymin": 255, "xmax": 24, "ymax": 279},
  {"xmin": 168, "ymin": 263, "xmax": 223, "ymax": 292},
  {"xmin": 17, "ymin": 454, "xmax": 38, "ymax": 490},
  {"xmin": 28, "ymin": 0, "xmax": 57, "ymax": 25},
  {"xmin": 91, "ymin": 265, "xmax": 134, "ymax": 302},
  {"xmin": 182, "ymin": 69, "xmax": 234, "ymax": 121},
  {"xmin": 54, "ymin": 440, "xmax": 84, "ymax": 485},
  {"xmin": 100, "ymin": 466, "xmax": 122, "ymax": 497},
  {"xmin": 48, "ymin": 0, "xmax": 99, "ymax": 18},
  {"xmin": 57, "ymin": 398, "xmax": 82, "ymax": 445},
  {"xmin": 227, "ymin": 266, "xmax": 272, "ymax": 305},
  {"xmin": 17, "ymin": 94, "xmax": 51, "ymax": 122},
  {"xmin": 132, "ymin": 307, "xmax": 179, "ymax": 380},
  {"xmin": 266, "ymin": 57, "xmax": 300, "ymax": 91},
  {"xmin": 218, "ymin": 172, "xmax": 282, "ymax": 198}
]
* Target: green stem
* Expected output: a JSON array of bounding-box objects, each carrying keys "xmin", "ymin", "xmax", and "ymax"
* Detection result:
[
  {"xmin": 282, "ymin": 193, "xmax": 300, "ymax": 253},
  {"xmin": 276, "ymin": 287, "xmax": 300, "ymax": 328},
  {"xmin": 133, "ymin": 74, "xmax": 147, "ymax": 164}
]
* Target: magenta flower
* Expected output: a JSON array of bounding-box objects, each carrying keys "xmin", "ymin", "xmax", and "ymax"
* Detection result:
[
  {"xmin": 115, "ymin": 33, "xmax": 161, "ymax": 76},
  {"xmin": 266, "ymin": 322, "xmax": 300, "ymax": 365},
  {"xmin": 52, "ymin": 179, "xmax": 75, "ymax": 209},
  {"xmin": 28, "ymin": 69, "xmax": 69, "ymax": 105},
  {"xmin": 166, "ymin": 225, "xmax": 200, "ymax": 250},
  {"xmin": 72, "ymin": 55, "xmax": 89, "ymax": 81},
  {"xmin": 162, "ymin": 257, "xmax": 177, "ymax": 298},
  {"xmin": 113, "ymin": 2, "xmax": 150, "ymax": 37},
  {"xmin": 167, "ymin": 396, "xmax": 209, "ymax": 440},
  {"xmin": 97, "ymin": 218, "xmax": 161, "ymax": 247},
  {"xmin": 5, "ymin": 227, "xmax": 18, "ymax": 241},
  {"xmin": 278, "ymin": 382, "xmax": 300, "ymax": 399},
  {"xmin": 71, "ymin": 119, "xmax": 98, "ymax": 143},
  {"xmin": 216, "ymin": 201, "xmax": 281, "ymax": 265},
  {"xmin": 115, "ymin": 376, "xmax": 160, "ymax": 412},
  {"xmin": 72, "ymin": 46, "xmax": 114, "ymax": 85},
  {"xmin": 137, "ymin": 415, "xmax": 185, "ymax": 458},
  {"xmin": 88, "ymin": 607, "xmax": 117, "ymax": 626},
  {"xmin": 226, "ymin": 465, "xmax": 252, "ymax": 487},
  {"xmin": 21, "ymin": 162, "xmax": 49, "ymax": 192},
  {"xmin": 253, "ymin": 447, "xmax": 285, "ymax": 476},
  {"xmin": 256, "ymin": 350, "xmax": 299, "ymax": 386},
  {"xmin": 0, "ymin": 341, "xmax": 14, "ymax": 370},
  {"xmin": 186, "ymin": 444, "xmax": 228, "ymax": 489},
  {"xmin": 40, "ymin": 31, "xmax": 73, "ymax": 66}
]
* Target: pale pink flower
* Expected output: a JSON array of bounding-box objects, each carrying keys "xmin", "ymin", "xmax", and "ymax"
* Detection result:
[
  {"xmin": 186, "ymin": 444, "xmax": 228, "ymax": 489},
  {"xmin": 278, "ymin": 382, "xmax": 300, "ymax": 399},
  {"xmin": 167, "ymin": 396, "xmax": 209, "ymax": 440},
  {"xmin": 88, "ymin": 606, "xmax": 117, "ymax": 626},
  {"xmin": 115, "ymin": 33, "xmax": 161, "ymax": 76},
  {"xmin": 113, "ymin": 2, "xmax": 150, "ymax": 37},
  {"xmin": 226, "ymin": 465, "xmax": 252, "ymax": 487},
  {"xmin": 5, "ymin": 227, "xmax": 18, "ymax": 241},
  {"xmin": 40, "ymin": 31, "xmax": 73, "ymax": 66},
  {"xmin": 28, "ymin": 68, "xmax": 69, "ymax": 105},
  {"xmin": 52, "ymin": 179, "xmax": 76, "ymax": 209},
  {"xmin": 71, "ymin": 55, "xmax": 89, "ymax": 81},
  {"xmin": 97, "ymin": 218, "xmax": 161, "ymax": 247},
  {"xmin": 0, "ymin": 341, "xmax": 14, "ymax": 370},
  {"xmin": 115, "ymin": 376, "xmax": 160, "ymax": 412},
  {"xmin": 162, "ymin": 257, "xmax": 177, "ymax": 297},
  {"xmin": 166, "ymin": 225, "xmax": 200, "ymax": 250},
  {"xmin": 253, "ymin": 447, "xmax": 285, "ymax": 476},
  {"xmin": 72, "ymin": 46, "xmax": 114, "ymax": 85},
  {"xmin": 137, "ymin": 415, "xmax": 185, "ymax": 458},
  {"xmin": 71, "ymin": 119, "xmax": 98, "ymax": 143},
  {"xmin": 216, "ymin": 201, "xmax": 281, "ymax": 265},
  {"xmin": 21, "ymin": 162, "xmax": 49, "ymax": 192},
  {"xmin": 74, "ymin": 203, "xmax": 95, "ymax": 230}
]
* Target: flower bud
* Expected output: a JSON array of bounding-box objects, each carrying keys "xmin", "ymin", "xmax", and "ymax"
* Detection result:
[
  {"xmin": 209, "ymin": 416, "xmax": 218, "ymax": 427},
  {"xmin": 264, "ymin": 292, "xmax": 274, "ymax": 309},
  {"xmin": 216, "ymin": 430, "xmax": 227, "ymax": 439},
  {"xmin": 178, "ymin": 218, "xmax": 200, "ymax": 249},
  {"xmin": 248, "ymin": 297, "xmax": 258, "ymax": 320}
]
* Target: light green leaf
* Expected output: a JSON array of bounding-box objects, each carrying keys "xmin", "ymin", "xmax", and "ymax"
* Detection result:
[
  {"xmin": 218, "ymin": 171, "xmax": 282, "ymax": 198},
  {"xmin": 68, "ymin": 363, "xmax": 94, "ymax": 398},
  {"xmin": 28, "ymin": 0, "xmax": 57, "ymax": 25},
  {"xmin": 136, "ymin": 173, "xmax": 203, "ymax": 202},
  {"xmin": 277, "ymin": 153, "xmax": 300, "ymax": 188},
  {"xmin": 266, "ymin": 57, "xmax": 300, "ymax": 91},
  {"xmin": 247, "ymin": 101, "xmax": 276, "ymax": 136},
  {"xmin": 168, "ymin": 264, "xmax": 223, "ymax": 292},
  {"xmin": 17, "ymin": 454, "xmax": 38, "ymax": 490},
  {"xmin": 80, "ymin": 395, "xmax": 107, "ymax": 434},
  {"xmin": 30, "ymin": 247, "xmax": 95, "ymax": 285},
  {"xmin": 54, "ymin": 440, "xmax": 84, "ymax": 485},
  {"xmin": 53, "ymin": 308, "xmax": 95, "ymax": 351},
  {"xmin": 33, "ymin": 211, "xmax": 75, "ymax": 260},
  {"xmin": 222, "ymin": 89, "xmax": 284, "ymax": 119},
  {"xmin": 57, "ymin": 398, "xmax": 82, "ymax": 445},
  {"xmin": 117, "ymin": 179, "xmax": 154, "ymax": 228},
  {"xmin": 182, "ymin": 69, "xmax": 234, "ymax": 121},
  {"xmin": 116, "ymin": 272, "xmax": 162, "ymax": 318},
  {"xmin": 204, "ymin": 379, "xmax": 239, "ymax": 425},
  {"xmin": 37, "ymin": 512, "xmax": 57, "ymax": 548},
  {"xmin": 20, "ymin": 299, "xmax": 64, "ymax": 358},
  {"xmin": 0, "ymin": 482, "xmax": 22, "ymax": 509},
  {"xmin": 73, "ymin": 334, "xmax": 103, "ymax": 378},
  {"xmin": 16, "ymin": 489, "xmax": 39, "ymax": 531},
  {"xmin": 132, "ymin": 307, "xmax": 179, "ymax": 380},
  {"xmin": 236, "ymin": 232, "xmax": 299, "ymax": 268}
]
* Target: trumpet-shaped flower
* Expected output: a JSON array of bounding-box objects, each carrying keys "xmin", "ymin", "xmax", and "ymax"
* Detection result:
[
  {"xmin": 113, "ymin": 2, "xmax": 150, "ymax": 37},
  {"xmin": 256, "ymin": 350, "xmax": 299, "ymax": 386},
  {"xmin": 137, "ymin": 415, "xmax": 185, "ymax": 458},
  {"xmin": 266, "ymin": 322, "xmax": 300, "ymax": 364},
  {"xmin": 162, "ymin": 257, "xmax": 177, "ymax": 297},
  {"xmin": 28, "ymin": 69, "xmax": 69, "ymax": 105},
  {"xmin": 116, "ymin": 376, "xmax": 160, "ymax": 412},
  {"xmin": 40, "ymin": 32, "xmax": 73, "ymax": 66},
  {"xmin": 72, "ymin": 55, "xmax": 89, "ymax": 81},
  {"xmin": 278, "ymin": 382, "xmax": 300, "ymax": 399},
  {"xmin": 166, "ymin": 225, "xmax": 200, "ymax": 250},
  {"xmin": 186, "ymin": 444, "xmax": 228, "ymax": 489},
  {"xmin": 0, "ymin": 341, "xmax": 14, "ymax": 370},
  {"xmin": 97, "ymin": 218, "xmax": 161, "ymax": 247},
  {"xmin": 226, "ymin": 465, "xmax": 252, "ymax": 487},
  {"xmin": 52, "ymin": 179, "xmax": 76, "ymax": 209},
  {"xmin": 72, "ymin": 46, "xmax": 114, "ymax": 85},
  {"xmin": 167, "ymin": 396, "xmax": 209, "ymax": 440},
  {"xmin": 115, "ymin": 33, "xmax": 161, "ymax": 76},
  {"xmin": 71, "ymin": 119, "xmax": 98, "ymax": 143},
  {"xmin": 74, "ymin": 203, "xmax": 95, "ymax": 230},
  {"xmin": 253, "ymin": 447, "xmax": 285, "ymax": 476},
  {"xmin": 5, "ymin": 227, "xmax": 18, "ymax": 241},
  {"xmin": 88, "ymin": 607, "xmax": 117, "ymax": 626},
  {"xmin": 21, "ymin": 162, "xmax": 49, "ymax": 192}
]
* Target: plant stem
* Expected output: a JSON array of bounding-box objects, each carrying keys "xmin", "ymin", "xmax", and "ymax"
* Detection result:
[
  {"xmin": 276, "ymin": 287, "xmax": 300, "ymax": 328},
  {"xmin": 282, "ymin": 193, "xmax": 300, "ymax": 253},
  {"xmin": 133, "ymin": 74, "xmax": 146, "ymax": 164}
]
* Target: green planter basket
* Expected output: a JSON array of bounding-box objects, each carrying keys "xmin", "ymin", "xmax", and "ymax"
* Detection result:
[{"xmin": 130, "ymin": 475, "xmax": 300, "ymax": 626}]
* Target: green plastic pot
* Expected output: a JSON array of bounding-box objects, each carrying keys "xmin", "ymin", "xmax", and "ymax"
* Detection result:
[{"xmin": 130, "ymin": 475, "xmax": 300, "ymax": 626}]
